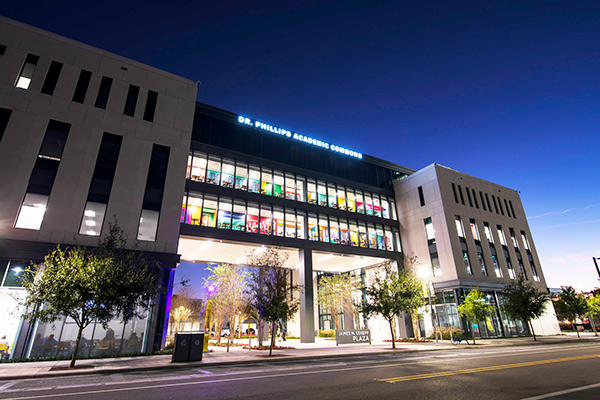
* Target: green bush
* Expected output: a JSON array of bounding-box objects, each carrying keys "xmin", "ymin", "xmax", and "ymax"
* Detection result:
[
  {"xmin": 318, "ymin": 329, "xmax": 336, "ymax": 338},
  {"xmin": 428, "ymin": 326, "xmax": 463, "ymax": 340}
]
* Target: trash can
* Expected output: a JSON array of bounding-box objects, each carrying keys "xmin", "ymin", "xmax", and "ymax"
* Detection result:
[
  {"xmin": 172, "ymin": 333, "xmax": 191, "ymax": 362},
  {"xmin": 189, "ymin": 333, "xmax": 204, "ymax": 362}
]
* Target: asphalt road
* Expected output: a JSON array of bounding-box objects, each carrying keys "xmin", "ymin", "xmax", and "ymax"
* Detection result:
[{"xmin": 1, "ymin": 343, "xmax": 599, "ymax": 400}]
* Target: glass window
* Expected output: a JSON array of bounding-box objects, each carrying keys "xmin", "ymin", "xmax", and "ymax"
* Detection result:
[
  {"xmin": 183, "ymin": 193, "xmax": 203, "ymax": 225},
  {"xmin": 273, "ymin": 171, "xmax": 284, "ymax": 198},
  {"xmin": 189, "ymin": 152, "xmax": 207, "ymax": 182},
  {"xmin": 220, "ymin": 159, "xmax": 234, "ymax": 188},
  {"xmin": 15, "ymin": 54, "xmax": 39, "ymax": 90},
  {"xmin": 424, "ymin": 217, "xmax": 435, "ymax": 245},
  {"xmin": 137, "ymin": 209, "xmax": 159, "ymax": 241},
  {"xmin": 367, "ymin": 223, "xmax": 377, "ymax": 248},
  {"xmin": 217, "ymin": 198, "xmax": 231, "ymax": 229},
  {"xmin": 94, "ymin": 76, "xmax": 113, "ymax": 109},
  {"xmin": 394, "ymin": 231, "xmax": 402, "ymax": 252},
  {"xmin": 15, "ymin": 193, "xmax": 48, "ymax": 230},
  {"xmin": 246, "ymin": 202, "xmax": 259, "ymax": 233},
  {"xmin": 72, "ymin": 70, "xmax": 92, "ymax": 103},
  {"xmin": 349, "ymin": 221, "xmax": 359, "ymax": 246},
  {"xmin": 521, "ymin": 231, "xmax": 530, "ymax": 250},
  {"xmin": 364, "ymin": 193, "xmax": 374, "ymax": 216},
  {"xmin": 123, "ymin": 85, "xmax": 139, "ymax": 116},
  {"xmin": 143, "ymin": 91, "xmax": 158, "ymax": 122},
  {"xmin": 327, "ymin": 184, "xmax": 337, "ymax": 208},
  {"xmin": 234, "ymin": 161, "xmax": 248, "ymax": 190},
  {"xmin": 232, "ymin": 200, "xmax": 246, "ymax": 231},
  {"xmin": 261, "ymin": 168, "xmax": 273, "ymax": 196},
  {"xmin": 356, "ymin": 191, "xmax": 365, "ymax": 214},
  {"xmin": 317, "ymin": 181, "xmax": 327, "ymax": 206},
  {"xmin": 384, "ymin": 227, "xmax": 393, "ymax": 251},
  {"xmin": 358, "ymin": 222, "xmax": 367, "ymax": 248},
  {"xmin": 497, "ymin": 225, "xmax": 507, "ymax": 246},
  {"xmin": 381, "ymin": 197, "xmax": 390, "ymax": 219},
  {"xmin": 373, "ymin": 196, "xmax": 382, "ymax": 218},
  {"xmin": 478, "ymin": 252, "xmax": 488, "ymax": 276},
  {"xmin": 431, "ymin": 252, "xmax": 441, "ymax": 277},
  {"xmin": 463, "ymin": 250, "xmax": 472, "ymax": 274},
  {"xmin": 248, "ymin": 165, "xmax": 260, "ymax": 193},
  {"xmin": 285, "ymin": 208, "xmax": 296, "ymax": 238},
  {"xmin": 455, "ymin": 216, "xmax": 465, "ymax": 242},
  {"xmin": 181, "ymin": 194, "xmax": 187, "ymax": 223},
  {"xmin": 273, "ymin": 207, "xmax": 284, "ymax": 236},
  {"xmin": 484, "ymin": 223, "xmax": 494, "ymax": 243},
  {"xmin": 206, "ymin": 157, "xmax": 221, "ymax": 185},
  {"xmin": 492, "ymin": 255, "xmax": 503, "ymax": 278},
  {"xmin": 347, "ymin": 189, "xmax": 356, "ymax": 212},
  {"xmin": 285, "ymin": 174, "xmax": 296, "ymax": 200},
  {"xmin": 470, "ymin": 219, "xmax": 480, "ymax": 241},
  {"xmin": 79, "ymin": 201, "xmax": 107, "ymax": 236},
  {"xmin": 339, "ymin": 219, "xmax": 349, "ymax": 245},
  {"xmin": 307, "ymin": 179, "xmax": 317, "ymax": 205},
  {"xmin": 336, "ymin": 187, "xmax": 347, "ymax": 210},
  {"xmin": 509, "ymin": 228, "xmax": 518, "ymax": 248},
  {"xmin": 295, "ymin": 176, "xmax": 305, "ymax": 202},
  {"xmin": 3, "ymin": 261, "xmax": 29, "ymax": 288},
  {"xmin": 201, "ymin": 196, "xmax": 218, "ymax": 227},
  {"xmin": 308, "ymin": 213, "xmax": 318, "ymax": 241},
  {"xmin": 390, "ymin": 200, "xmax": 397, "ymax": 220},
  {"xmin": 41, "ymin": 61, "xmax": 63, "ymax": 96},
  {"xmin": 329, "ymin": 216, "xmax": 340, "ymax": 244},
  {"xmin": 318, "ymin": 215, "xmax": 329, "ymax": 242},
  {"xmin": 376, "ymin": 225, "xmax": 385, "ymax": 250},
  {"xmin": 296, "ymin": 211, "xmax": 306, "ymax": 239},
  {"xmin": 259, "ymin": 205, "xmax": 272, "ymax": 235}
]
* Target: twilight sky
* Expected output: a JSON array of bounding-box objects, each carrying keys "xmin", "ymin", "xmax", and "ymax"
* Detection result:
[{"xmin": 4, "ymin": 1, "xmax": 599, "ymax": 290}]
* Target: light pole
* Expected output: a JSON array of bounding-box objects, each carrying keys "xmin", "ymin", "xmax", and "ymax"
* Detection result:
[
  {"xmin": 203, "ymin": 284, "xmax": 216, "ymax": 352},
  {"xmin": 593, "ymin": 257, "xmax": 600, "ymax": 283},
  {"xmin": 419, "ymin": 267, "xmax": 440, "ymax": 345}
]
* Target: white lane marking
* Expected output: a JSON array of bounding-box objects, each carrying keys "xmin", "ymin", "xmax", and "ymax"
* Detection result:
[
  {"xmin": 2, "ymin": 343, "xmax": 597, "ymax": 397},
  {"xmin": 521, "ymin": 382, "xmax": 600, "ymax": 399},
  {"xmin": 0, "ymin": 381, "xmax": 18, "ymax": 392},
  {"xmin": 195, "ymin": 369, "xmax": 216, "ymax": 375}
]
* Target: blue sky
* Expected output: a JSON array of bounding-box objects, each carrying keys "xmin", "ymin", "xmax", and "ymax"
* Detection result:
[{"xmin": 5, "ymin": 1, "xmax": 599, "ymax": 290}]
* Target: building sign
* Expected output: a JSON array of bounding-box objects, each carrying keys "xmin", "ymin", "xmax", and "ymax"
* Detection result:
[
  {"xmin": 335, "ymin": 329, "xmax": 371, "ymax": 345},
  {"xmin": 238, "ymin": 116, "xmax": 363, "ymax": 159}
]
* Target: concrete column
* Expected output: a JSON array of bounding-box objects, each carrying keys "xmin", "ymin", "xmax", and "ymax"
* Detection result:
[{"xmin": 299, "ymin": 248, "xmax": 315, "ymax": 343}]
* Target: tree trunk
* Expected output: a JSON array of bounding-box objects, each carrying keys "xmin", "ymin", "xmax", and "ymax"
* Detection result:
[
  {"xmin": 575, "ymin": 323, "xmax": 580, "ymax": 338},
  {"xmin": 388, "ymin": 319, "xmax": 396, "ymax": 349},
  {"xmin": 528, "ymin": 320, "xmax": 537, "ymax": 341},
  {"xmin": 269, "ymin": 321, "xmax": 277, "ymax": 356},
  {"xmin": 70, "ymin": 324, "xmax": 85, "ymax": 368}
]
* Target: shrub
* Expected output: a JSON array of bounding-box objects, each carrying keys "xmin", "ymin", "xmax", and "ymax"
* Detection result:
[
  {"xmin": 318, "ymin": 329, "xmax": 336, "ymax": 338},
  {"xmin": 428, "ymin": 326, "xmax": 463, "ymax": 340}
]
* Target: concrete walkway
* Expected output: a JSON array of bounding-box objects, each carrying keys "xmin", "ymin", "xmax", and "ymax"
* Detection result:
[{"xmin": 1, "ymin": 334, "xmax": 598, "ymax": 381}]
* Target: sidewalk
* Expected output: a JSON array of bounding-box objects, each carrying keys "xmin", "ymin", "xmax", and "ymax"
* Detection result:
[{"xmin": 1, "ymin": 334, "xmax": 598, "ymax": 381}]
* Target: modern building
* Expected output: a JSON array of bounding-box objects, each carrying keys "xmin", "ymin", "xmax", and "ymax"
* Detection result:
[{"xmin": 0, "ymin": 16, "xmax": 559, "ymax": 359}]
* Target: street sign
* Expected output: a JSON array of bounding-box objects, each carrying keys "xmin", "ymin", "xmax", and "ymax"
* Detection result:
[{"xmin": 335, "ymin": 329, "xmax": 371, "ymax": 345}]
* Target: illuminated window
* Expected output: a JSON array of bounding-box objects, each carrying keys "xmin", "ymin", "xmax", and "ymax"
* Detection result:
[
  {"xmin": 234, "ymin": 161, "xmax": 248, "ymax": 190},
  {"xmin": 367, "ymin": 223, "xmax": 377, "ymax": 249},
  {"xmin": 232, "ymin": 201, "xmax": 246, "ymax": 231},
  {"xmin": 376, "ymin": 225, "xmax": 385, "ymax": 250},
  {"xmin": 273, "ymin": 171, "xmax": 284, "ymax": 198},
  {"xmin": 424, "ymin": 217, "xmax": 435, "ymax": 245},
  {"xmin": 318, "ymin": 215, "xmax": 329, "ymax": 242},
  {"xmin": 285, "ymin": 208, "xmax": 296, "ymax": 238},
  {"xmin": 329, "ymin": 217, "xmax": 339, "ymax": 244},
  {"xmin": 79, "ymin": 202, "xmax": 107, "ymax": 236},
  {"xmin": 295, "ymin": 176, "xmax": 305, "ymax": 202},
  {"xmin": 349, "ymin": 221, "xmax": 359, "ymax": 246},
  {"xmin": 206, "ymin": 156, "xmax": 221, "ymax": 185},
  {"xmin": 308, "ymin": 213, "xmax": 318, "ymax": 241},
  {"xmin": 381, "ymin": 198, "xmax": 389, "ymax": 219},
  {"xmin": 201, "ymin": 196, "xmax": 218, "ymax": 228},
  {"xmin": 183, "ymin": 193, "xmax": 203, "ymax": 225},
  {"xmin": 347, "ymin": 189, "xmax": 356, "ymax": 212},
  {"xmin": 327, "ymin": 184, "xmax": 337, "ymax": 208},
  {"xmin": 296, "ymin": 211, "xmax": 306, "ymax": 239},
  {"xmin": 307, "ymin": 179, "xmax": 317, "ymax": 205},
  {"xmin": 358, "ymin": 222, "xmax": 367, "ymax": 248},
  {"xmin": 259, "ymin": 205, "xmax": 272, "ymax": 234},
  {"xmin": 273, "ymin": 207, "xmax": 284, "ymax": 236},
  {"xmin": 246, "ymin": 202, "xmax": 259, "ymax": 233},
  {"xmin": 220, "ymin": 159, "xmax": 234, "ymax": 188},
  {"xmin": 285, "ymin": 174, "xmax": 296, "ymax": 200},
  {"xmin": 261, "ymin": 168, "xmax": 272, "ymax": 196},
  {"xmin": 364, "ymin": 193, "xmax": 373, "ymax": 216},
  {"xmin": 15, "ymin": 193, "xmax": 48, "ymax": 230},
  {"xmin": 217, "ymin": 198, "xmax": 232, "ymax": 229},
  {"xmin": 373, "ymin": 196, "xmax": 382, "ymax": 217},
  {"xmin": 317, "ymin": 182, "xmax": 327, "ymax": 206},
  {"xmin": 188, "ymin": 152, "xmax": 207, "ymax": 182},
  {"xmin": 248, "ymin": 165, "xmax": 260, "ymax": 193},
  {"xmin": 15, "ymin": 54, "xmax": 39, "ymax": 89},
  {"xmin": 339, "ymin": 219, "xmax": 349, "ymax": 245},
  {"xmin": 455, "ymin": 216, "xmax": 465, "ymax": 242},
  {"xmin": 469, "ymin": 219, "xmax": 480, "ymax": 241},
  {"xmin": 137, "ymin": 209, "xmax": 159, "ymax": 241},
  {"xmin": 337, "ymin": 187, "xmax": 347, "ymax": 210}
]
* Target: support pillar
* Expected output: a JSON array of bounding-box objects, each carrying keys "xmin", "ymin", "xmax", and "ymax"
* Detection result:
[{"xmin": 299, "ymin": 249, "xmax": 315, "ymax": 343}]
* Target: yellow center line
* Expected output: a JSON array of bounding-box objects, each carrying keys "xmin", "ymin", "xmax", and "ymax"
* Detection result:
[{"xmin": 376, "ymin": 354, "xmax": 600, "ymax": 383}]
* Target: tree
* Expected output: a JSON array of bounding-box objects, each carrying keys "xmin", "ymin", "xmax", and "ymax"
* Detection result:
[
  {"xmin": 587, "ymin": 294, "xmax": 600, "ymax": 336},
  {"xmin": 360, "ymin": 259, "xmax": 424, "ymax": 348},
  {"xmin": 317, "ymin": 273, "xmax": 360, "ymax": 330},
  {"xmin": 21, "ymin": 223, "xmax": 163, "ymax": 368},
  {"xmin": 554, "ymin": 286, "xmax": 589, "ymax": 338},
  {"xmin": 204, "ymin": 264, "xmax": 248, "ymax": 352},
  {"xmin": 169, "ymin": 286, "xmax": 204, "ymax": 336},
  {"xmin": 501, "ymin": 275, "xmax": 549, "ymax": 341},
  {"xmin": 246, "ymin": 247, "xmax": 301, "ymax": 356},
  {"xmin": 457, "ymin": 288, "xmax": 495, "ymax": 344}
]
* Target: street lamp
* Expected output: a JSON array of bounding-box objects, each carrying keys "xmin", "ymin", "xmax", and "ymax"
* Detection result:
[
  {"xmin": 418, "ymin": 267, "xmax": 440, "ymax": 345},
  {"xmin": 203, "ymin": 284, "xmax": 217, "ymax": 352},
  {"xmin": 593, "ymin": 257, "xmax": 600, "ymax": 282}
]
